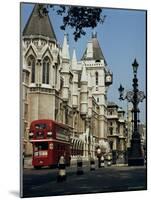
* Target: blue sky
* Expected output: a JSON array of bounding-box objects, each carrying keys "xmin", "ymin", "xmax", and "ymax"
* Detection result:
[{"xmin": 21, "ymin": 3, "xmax": 146, "ymax": 123}]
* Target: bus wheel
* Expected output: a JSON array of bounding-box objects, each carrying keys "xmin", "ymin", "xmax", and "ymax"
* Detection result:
[{"xmin": 34, "ymin": 166, "xmax": 41, "ymax": 170}]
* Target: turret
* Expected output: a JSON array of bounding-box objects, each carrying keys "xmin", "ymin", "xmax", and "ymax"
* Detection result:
[
  {"xmin": 71, "ymin": 48, "xmax": 77, "ymax": 71},
  {"xmin": 61, "ymin": 33, "xmax": 70, "ymax": 102},
  {"xmin": 62, "ymin": 33, "xmax": 70, "ymax": 60},
  {"xmin": 71, "ymin": 48, "xmax": 78, "ymax": 108},
  {"xmin": 88, "ymin": 73, "xmax": 93, "ymax": 118},
  {"xmin": 80, "ymin": 65, "xmax": 88, "ymax": 118},
  {"xmin": 80, "ymin": 32, "xmax": 113, "ymax": 145}
]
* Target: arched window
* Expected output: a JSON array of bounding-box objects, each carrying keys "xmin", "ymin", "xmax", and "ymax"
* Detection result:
[
  {"xmin": 27, "ymin": 55, "xmax": 35, "ymax": 83},
  {"xmin": 95, "ymin": 71, "xmax": 98, "ymax": 85},
  {"xmin": 42, "ymin": 57, "xmax": 50, "ymax": 84}
]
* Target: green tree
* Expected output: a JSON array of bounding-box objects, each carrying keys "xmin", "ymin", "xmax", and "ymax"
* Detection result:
[{"xmin": 41, "ymin": 4, "xmax": 106, "ymax": 41}]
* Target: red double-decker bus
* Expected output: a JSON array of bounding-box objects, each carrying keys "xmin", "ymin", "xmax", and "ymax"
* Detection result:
[{"xmin": 29, "ymin": 119, "xmax": 71, "ymax": 169}]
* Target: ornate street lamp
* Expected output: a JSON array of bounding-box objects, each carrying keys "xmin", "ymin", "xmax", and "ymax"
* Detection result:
[
  {"xmin": 132, "ymin": 58, "xmax": 139, "ymax": 75},
  {"xmin": 118, "ymin": 59, "xmax": 145, "ymax": 166}
]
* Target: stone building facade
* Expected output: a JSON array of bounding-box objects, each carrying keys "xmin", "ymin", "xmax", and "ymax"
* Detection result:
[
  {"xmin": 107, "ymin": 102, "xmax": 127, "ymax": 163},
  {"xmin": 22, "ymin": 4, "xmax": 113, "ymax": 157}
]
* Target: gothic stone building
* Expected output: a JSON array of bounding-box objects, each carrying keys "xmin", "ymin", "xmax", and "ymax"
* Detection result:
[{"xmin": 22, "ymin": 4, "xmax": 113, "ymax": 157}]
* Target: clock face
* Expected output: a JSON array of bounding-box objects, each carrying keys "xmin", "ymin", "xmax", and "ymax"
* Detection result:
[
  {"xmin": 106, "ymin": 75, "xmax": 111, "ymax": 82},
  {"xmin": 126, "ymin": 91, "xmax": 134, "ymax": 101}
]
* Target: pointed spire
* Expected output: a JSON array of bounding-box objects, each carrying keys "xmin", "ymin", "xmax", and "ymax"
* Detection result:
[
  {"xmin": 62, "ymin": 33, "xmax": 70, "ymax": 60},
  {"xmin": 92, "ymin": 31, "xmax": 97, "ymax": 38},
  {"xmin": 67, "ymin": 44, "xmax": 70, "ymax": 60},
  {"xmin": 23, "ymin": 4, "xmax": 56, "ymax": 41},
  {"xmin": 92, "ymin": 35, "xmax": 106, "ymax": 63},
  {"xmin": 71, "ymin": 48, "xmax": 77, "ymax": 70},
  {"xmin": 81, "ymin": 32, "xmax": 107, "ymax": 64},
  {"xmin": 81, "ymin": 65, "xmax": 88, "ymax": 83}
]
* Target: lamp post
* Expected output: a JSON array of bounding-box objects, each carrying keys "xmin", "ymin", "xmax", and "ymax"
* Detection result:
[{"xmin": 118, "ymin": 59, "xmax": 145, "ymax": 166}]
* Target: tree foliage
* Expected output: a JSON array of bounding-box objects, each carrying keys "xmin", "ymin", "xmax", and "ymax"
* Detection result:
[{"xmin": 44, "ymin": 5, "xmax": 106, "ymax": 41}]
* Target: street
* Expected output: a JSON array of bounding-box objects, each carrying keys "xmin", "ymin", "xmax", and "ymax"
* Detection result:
[{"xmin": 23, "ymin": 161, "xmax": 147, "ymax": 198}]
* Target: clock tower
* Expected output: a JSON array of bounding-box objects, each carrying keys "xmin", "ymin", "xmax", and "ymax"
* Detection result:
[{"xmin": 81, "ymin": 32, "xmax": 112, "ymax": 146}]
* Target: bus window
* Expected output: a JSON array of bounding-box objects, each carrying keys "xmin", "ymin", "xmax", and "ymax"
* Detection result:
[
  {"xmin": 35, "ymin": 142, "xmax": 48, "ymax": 150},
  {"xmin": 35, "ymin": 124, "xmax": 47, "ymax": 129}
]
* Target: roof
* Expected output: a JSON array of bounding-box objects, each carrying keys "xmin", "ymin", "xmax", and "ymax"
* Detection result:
[
  {"xmin": 30, "ymin": 119, "xmax": 70, "ymax": 129},
  {"xmin": 23, "ymin": 4, "xmax": 56, "ymax": 41},
  {"xmin": 81, "ymin": 33, "xmax": 107, "ymax": 64},
  {"xmin": 107, "ymin": 101, "xmax": 118, "ymax": 108},
  {"xmin": 118, "ymin": 107, "xmax": 125, "ymax": 113}
]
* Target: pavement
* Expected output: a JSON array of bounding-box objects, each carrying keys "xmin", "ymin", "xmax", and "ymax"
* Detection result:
[{"xmin": 22, "ymin": 157, "xmax": 147, "ymax": 198}]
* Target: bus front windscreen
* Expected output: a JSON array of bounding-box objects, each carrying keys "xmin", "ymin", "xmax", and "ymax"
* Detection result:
[
  {"xmin": 34, "ymin": 142, "xmax": 48, "ymax": 150},
  {"xmin": 34, "ymin": 142, "xmax": 48, "ymax": 156}
]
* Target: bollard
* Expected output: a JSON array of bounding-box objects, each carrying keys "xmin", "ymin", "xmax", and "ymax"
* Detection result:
[
  {"xmin": 100, "ymin": 155, "xmax": 105, "ymax": 168},
  {"xmin": 57, "ymin": 156, "xmax": 66, "ymax": 182},
  {"xmin": 77, "ymin": 156, "xmax": 84, "ymax": 175},
  {"xmin": 90, "ymin": 157, "xmax": 95, "ymax": 171},
  {"xmin": 112, "ymin": 150, "xmax": 117, "ymax": 164},
  {"xmin": 107, "ymin": 154, "xmax": 112, "ymax": 166},
  {"xmin": 98, "ymin": 156, "xmax": 101, "ymax": 168}
]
